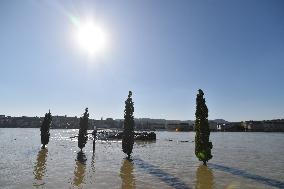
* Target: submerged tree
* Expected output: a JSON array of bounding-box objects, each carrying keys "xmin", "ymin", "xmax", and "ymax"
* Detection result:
[
  {"xmin": 195, "ymin": 89, "xmax": 213, "ymax": 165},
  {"xmin": 78, "ymin": 108, "xmax": 89, "ymax": 151},
  {"xmin": 40, "ymin": 110, "xmax": 52, "ymax": 149},
  {"xmin": 122, "ymin": 91, "xmax": 135, "ymax": 159}
]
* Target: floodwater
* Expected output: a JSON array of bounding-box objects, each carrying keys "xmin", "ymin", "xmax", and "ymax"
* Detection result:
[{"xmin": 0, "ymin": 128, "xmax": 284, "ymax": 189}]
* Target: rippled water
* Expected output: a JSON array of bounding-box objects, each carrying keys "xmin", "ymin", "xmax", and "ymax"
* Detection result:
[{"xmin": 0, "ymin": 128, "xmax": 283, "ymax": 189}]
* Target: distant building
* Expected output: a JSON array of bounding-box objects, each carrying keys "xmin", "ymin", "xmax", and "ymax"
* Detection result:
[
  {"xmin": 134, "ymin": 118, "xmax": 166, "ymax": 130},
  {"xmin": 193, "ymin": 121, "xmax": 217, "ymax": 131},
  {"xmin": 217, "ymin": 122, "xmax": 244, "ymax": 132},
  {"xmin": 1, "ymin": 116, "xmax": 283, "ymax": 132},
  {"xmin": 243, "ymin": 120, "xmax": 284, "ymax": 132},
  {"xmin": 209, "ymin": 121, "xmax": 217, "ymax": 131},
  {"xmin": 166, "ymin": 122, "xmax": 193, "ymax": 131}
]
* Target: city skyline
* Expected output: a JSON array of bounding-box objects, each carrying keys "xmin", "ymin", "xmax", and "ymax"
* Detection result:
[
  {"xmin": 0, "ymin": 1, "xmax": 283, "ymax": 122},
  {"xmin": 1, "ymin": 113, "xmax": 283, "ymax": 123}
]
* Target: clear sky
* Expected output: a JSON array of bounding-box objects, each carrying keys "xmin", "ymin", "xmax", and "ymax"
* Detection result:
[{"xmin": 0, "ymin": 0, "xmax": 283, "ymax": 121}]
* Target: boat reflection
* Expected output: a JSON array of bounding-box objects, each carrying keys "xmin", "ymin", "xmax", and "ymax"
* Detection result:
[
  {"xmin": 72, "ymin": 151, "xmax": 87, "ymax": 187},
  {"xmin": 195, "ymin": 164, "xmax": 214, "ymax": 189},
  {"xmin": 33, "ymin": 148, "xmax": 48, "ymax": 187},
  {"xmin": 120, "ymin": 158, "xmax": 136, "ymax": 189}
]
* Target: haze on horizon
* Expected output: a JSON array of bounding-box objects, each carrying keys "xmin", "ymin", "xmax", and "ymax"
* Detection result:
[{"xmin": 0, "ymin": 0, "xmax": 283, "ymax": 122}]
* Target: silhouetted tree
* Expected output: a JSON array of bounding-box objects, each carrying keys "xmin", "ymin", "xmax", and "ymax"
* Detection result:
[
  {"xmin": 78, "ymin": 108, "xmax": 89, "ymax": 151},
  {"xmin": 195, "ymin": 89, "xmax": 213, "ymax": 165},
  {"xmin": 40, "ymin": 110, "xmax": 52, "ymax": 149},
  {"xmin": 122, "ymin": 91, "xmax": 135, "ymax": 159}
]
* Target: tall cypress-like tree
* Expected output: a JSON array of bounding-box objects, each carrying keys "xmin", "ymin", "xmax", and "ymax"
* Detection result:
[
  {"xmin": 122, "ymin": 91, "xmax": 135, "ymax": 159},
  {"xmin": 40, "ymin": 110, "xmax": 52, "ymax": 149},
  {"xmin": 78, "ymin": 108, "xmax": 89, "ymax": 151},
  {"xmin": 195, "ymin": 89, "xmax": 213, "ymax": 165}
]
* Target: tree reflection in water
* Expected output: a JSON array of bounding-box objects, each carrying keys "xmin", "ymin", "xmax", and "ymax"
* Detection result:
[
  {"xmin": 89, "ymin": 148, "xmax": 96, "ymax": 185},
  {"xmin": 195, "ymin": 165, "xmax": 214, "ymax": 189},
  {"xmin": 33, "ymin": 148, "xmax": 48, "ymax": 187},
  {"xmin": 72, "ymin": 151, "xmax": 87, "ymax": 187},
  {"xmin": 120, "ymin": 158, "xmax": 136, "ymax": 189},
  {"xmin": 91, "ymin": 150, "xmax": 95, "ymax": 173}
]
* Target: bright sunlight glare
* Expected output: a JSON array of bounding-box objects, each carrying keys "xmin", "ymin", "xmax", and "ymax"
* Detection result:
[{"xmin": 76, "ymin": 21, "xmax": 108, "ymax": 55}]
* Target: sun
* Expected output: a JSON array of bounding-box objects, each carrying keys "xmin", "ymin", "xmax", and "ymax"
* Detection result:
[{"xmin": 76, "ymin": 21, "xmax": 108, "ymax": 55}]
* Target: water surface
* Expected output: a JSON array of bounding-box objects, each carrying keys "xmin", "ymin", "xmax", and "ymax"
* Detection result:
[{"xmin": 0, "ymin": 128, "xmax": 283, "ymax": 188}]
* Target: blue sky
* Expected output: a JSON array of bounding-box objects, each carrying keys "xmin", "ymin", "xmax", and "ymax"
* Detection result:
[{"xmin": 0, "ymin": 0, "xmax": 283, "ymax": 121}]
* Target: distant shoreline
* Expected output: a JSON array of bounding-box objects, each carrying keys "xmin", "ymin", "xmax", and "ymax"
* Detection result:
[
  {"xmin": 1, "ymin": 115, "xmax": 283, "ymax": 132},
  {"xmin": 1, "ymin": 127, "xmax": 284, "ymax": 133}
]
